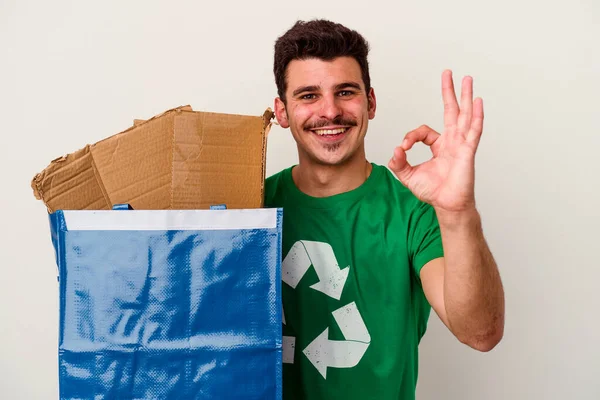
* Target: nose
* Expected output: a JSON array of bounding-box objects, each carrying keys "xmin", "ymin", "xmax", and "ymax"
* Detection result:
[{"xmin": 319, "ymin": 94, "xmax": 342, "ymax": 121}]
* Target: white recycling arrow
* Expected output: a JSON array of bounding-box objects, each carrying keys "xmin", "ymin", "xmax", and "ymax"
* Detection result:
[
  {"xmin": 282, "ymin": 305, "xmax": 296, "ymax": 364},
  {"xmin": 282, "ymin": 240, "xmax": 349, "ymax": 300},
  {"xmin": 282, "ymin": 335, "xmax": 296, "ymax": 364},
  {"xmin": 302, "ymin": 301, "xmax": 371, "ymax": 379}
]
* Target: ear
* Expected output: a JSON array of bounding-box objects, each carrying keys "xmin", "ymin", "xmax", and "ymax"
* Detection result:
[
  {"xmin": 367, "ymin": 87, "xmax": 377, "ymax": 120},
  {"xmin": 274, "ymin": 97, "xmax": 290, "ymax": 129}
]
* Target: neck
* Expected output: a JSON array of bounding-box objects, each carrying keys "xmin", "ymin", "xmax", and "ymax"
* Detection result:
[{"xmin": 292, "ymin": 153, "xmax": 372, "ymax": 198}]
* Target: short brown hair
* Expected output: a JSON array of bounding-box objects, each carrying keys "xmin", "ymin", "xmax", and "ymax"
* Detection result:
[{"xmin": 273, "ymin": 19, "xmax": 371, "ymax": 102}]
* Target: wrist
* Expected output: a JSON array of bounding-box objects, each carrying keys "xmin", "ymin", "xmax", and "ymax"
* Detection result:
[{"xmin": 434, "ymin": 206, "xmax": 481, "ymax": 230}]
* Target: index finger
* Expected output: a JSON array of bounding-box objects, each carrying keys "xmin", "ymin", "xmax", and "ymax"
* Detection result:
[
  {"xmin": 442, "ymin": 70, "xmax": 458, "ymax": 129},
  {"xmin": 401, "ymin": 125, "xmax": 440, "ymax": 150}
]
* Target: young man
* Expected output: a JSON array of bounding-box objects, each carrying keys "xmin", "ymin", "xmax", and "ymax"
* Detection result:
[{"xmin": 265, "ymin": 19, "xmax": 505, "ymax": 399}]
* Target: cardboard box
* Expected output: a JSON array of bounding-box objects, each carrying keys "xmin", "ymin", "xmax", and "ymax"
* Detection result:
[{"xmin": 31, "ymin": 105, "xmax": 275, "ymax": 212}]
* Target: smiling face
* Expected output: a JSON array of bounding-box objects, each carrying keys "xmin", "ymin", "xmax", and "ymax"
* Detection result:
[{"xmin": 274, "ymin": 56, "xmax": 376, "ymax": 167}]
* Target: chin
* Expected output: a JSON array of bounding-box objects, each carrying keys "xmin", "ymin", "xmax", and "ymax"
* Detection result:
[{"xmin": 309, "ymin": 151, "xmax": 355, "ymax": 166}]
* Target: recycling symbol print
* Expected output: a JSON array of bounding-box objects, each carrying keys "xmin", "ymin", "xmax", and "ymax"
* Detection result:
[{"xmin": 281, "ymin": 240, "xmax": 371, "ymax": 379}]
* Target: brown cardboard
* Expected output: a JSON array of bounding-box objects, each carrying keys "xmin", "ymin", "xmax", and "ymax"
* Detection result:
[{"xmin": 32, "ymin": 105, "xmax": 274, "ymax": 212}]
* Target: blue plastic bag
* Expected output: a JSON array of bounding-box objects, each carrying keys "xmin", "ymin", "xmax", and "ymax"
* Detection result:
[{"xmin": 49, "ymin": 208, "xmax": 283, "ymax": 399}]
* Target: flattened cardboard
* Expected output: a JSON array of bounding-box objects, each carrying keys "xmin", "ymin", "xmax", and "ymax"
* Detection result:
[{"xmin": 32, "ymin": 106, "xmax": 274, "ymax": 212}]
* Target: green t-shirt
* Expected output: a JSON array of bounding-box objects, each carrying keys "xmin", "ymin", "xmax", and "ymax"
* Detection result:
[{"xmin": 264, "ymin": 163, "xmax": 444, "ymax": 400}]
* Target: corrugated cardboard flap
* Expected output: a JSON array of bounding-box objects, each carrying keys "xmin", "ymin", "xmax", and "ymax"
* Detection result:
[
  {"xmin": 31, "ymin": 147, "xmax": 111, "ymax": 212},
  {"xmin": 32, "ymin": 105, "xmax": 274, "ymax": 212}
]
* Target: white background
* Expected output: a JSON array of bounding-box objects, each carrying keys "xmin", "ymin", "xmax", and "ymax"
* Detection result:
[{"xmin": 1, "ymin": 0, "xmax": 598, "ymax": 399}]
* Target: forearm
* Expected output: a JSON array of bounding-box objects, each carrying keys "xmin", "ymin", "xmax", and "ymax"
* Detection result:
[{"xmin": 436, "ymin": 207, "xmax": 505, "ymax": 351}]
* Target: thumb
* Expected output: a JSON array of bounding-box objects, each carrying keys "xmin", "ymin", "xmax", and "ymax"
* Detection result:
[{"xmin": 388, "ymin": 146, "xmax": 413, "ymax": 184}]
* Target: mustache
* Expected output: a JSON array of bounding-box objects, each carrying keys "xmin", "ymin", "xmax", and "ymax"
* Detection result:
[{"xmin": 304, "ymin": 117, "xmax": 358, "ymax": 130}]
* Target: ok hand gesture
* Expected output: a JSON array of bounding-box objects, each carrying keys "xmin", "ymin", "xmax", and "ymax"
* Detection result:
[{"xmin": 388, "ymin": 70, "xmax": 484, "ymax": 213}]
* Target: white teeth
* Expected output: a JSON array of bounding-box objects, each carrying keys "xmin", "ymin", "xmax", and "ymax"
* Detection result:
[{"xmin": 314, "ymin": 128, "xmax": 347, "ymax": 135}]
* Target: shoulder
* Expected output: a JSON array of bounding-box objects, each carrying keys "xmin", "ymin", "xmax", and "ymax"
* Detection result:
[
  {"xmin": 264, "ymin": 168, "xmax": 290, "ymax": 208},
  {"xmin": 372, "ymin": 164, "xmax": 418, "ymax": 203},
  {"xmin": 371, "ymin": 164, "xmax": 437, "ymax": 221}
]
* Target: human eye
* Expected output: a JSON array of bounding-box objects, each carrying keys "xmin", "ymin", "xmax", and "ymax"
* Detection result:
[
  {"xmin": 337, "ymin": 90, "xmax": 355, "ymax": 97},
  {"xmin": 300, "ymin": 93, "xmax": 317, "ymax": 100}
]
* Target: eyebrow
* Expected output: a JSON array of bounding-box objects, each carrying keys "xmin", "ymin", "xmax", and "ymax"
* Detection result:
[
  {"xmin": 292, "ymin": 85, "xmax": 320, "ymax": 97},
  {"xmin": 291, "ymin": 81, "xmax": 363, "ymax": 97},
  {"xmin": 335, "ymin": 82, "xmax": 362, "ymax": 91}
]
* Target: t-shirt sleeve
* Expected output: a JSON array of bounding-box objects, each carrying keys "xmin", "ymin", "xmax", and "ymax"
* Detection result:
[{"xmin": 407, "ymin": 201, "xmax": 445, "ymax": 281}]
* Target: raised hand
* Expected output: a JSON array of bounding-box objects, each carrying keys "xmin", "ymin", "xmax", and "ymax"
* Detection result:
[{"xmin": 388, "ymin": 70, "xmax": 484, "ymax": 213}]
